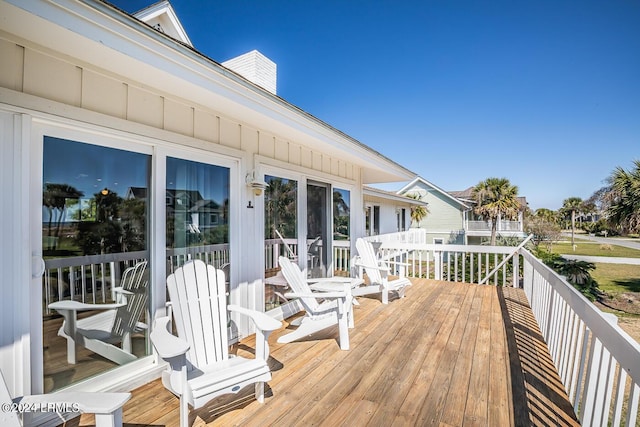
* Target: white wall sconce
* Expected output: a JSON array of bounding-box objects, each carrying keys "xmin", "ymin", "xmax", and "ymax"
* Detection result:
[{"xmin": 246, "ymin": 171, "xmax": 268, "ymax": 196}]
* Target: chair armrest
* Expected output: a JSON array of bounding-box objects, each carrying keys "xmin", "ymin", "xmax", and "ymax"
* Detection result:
[
  {"xmin": 228, "ymin": 305, "xmax": 282, "ymax": 332},
  {"xmin": 353, "ymin": 262, "xmax": 390, "ymax": 272},
  {"xmin": 284, "ymin": 291, "xmax": 347, "ymax": 300},
  {"xmin": 113, "ymin": 287, "xmax": 134, "ymax": 296},
  {"xmin": 307, "ymin": 277, "xmax": 364, "ymax": 287},
  {"xmin": 48, "ymin": 300, "xmax": 125, "ymax": 312},
  {"xmin": 150, "ymin": 317, "xmax": 189, "ymax": 359}
]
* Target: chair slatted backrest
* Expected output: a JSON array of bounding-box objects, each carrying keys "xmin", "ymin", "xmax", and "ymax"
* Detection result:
[
  {"xmin": 356, "ymin": 238, "xmax": 384, "ymax": 284},
  {"xmin": 167, "ymin": 260, "xmax": 228, "ymax": 367},
  {"xmin": 112, "ymin": 260, "xmax": 148, "ymax": 338},
  {"xmin": 278, "ymin": 256, "xmax": 321, "ymax": 313}
]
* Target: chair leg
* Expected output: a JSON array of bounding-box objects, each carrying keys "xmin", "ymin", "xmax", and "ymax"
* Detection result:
[
  {"xmin": 94, "ymin": 409, "xmax": 122, "ymax": 427},
  {"xmin": 180, "ymin": 393, "xmax": 189, "ymax": 427},
  {"xmin": 255, "ymin": 382, "xmax": 264, "ymax": 403}
]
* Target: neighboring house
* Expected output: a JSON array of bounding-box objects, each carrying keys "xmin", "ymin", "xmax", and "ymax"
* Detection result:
[
  {"xmin": 398, "ymin": 177, "xmax": 528, "ymax": 245},
  {"xmin": 397, "ymin": 177, "xmax": 469, "ymax": 244},
  {"xmin": 0, "ymin": 0, "xmax": 415, "ymax": 415},
  {"xmin": 363, "ymin": 186, "xmax": 427, "ymax": 236}
]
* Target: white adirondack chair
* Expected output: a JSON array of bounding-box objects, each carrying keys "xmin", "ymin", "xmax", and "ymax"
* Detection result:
[
  {"xmin": 354, "ymin": 238, "xmax": 411, "ymax": 304},
  {"xmin": 277, "ymin": 256, "xmax": 351, "ymax": 350},
  {"xmin": 150, "ymin": 259, "xmax": 281, "ymax": 427},
  {"xmin": 49, "ymin": 260, "xmax": 148, "ymax": 365},
  {"xmin": 1, "ymin": 370, "xmax": 130, "ymax": 427}
]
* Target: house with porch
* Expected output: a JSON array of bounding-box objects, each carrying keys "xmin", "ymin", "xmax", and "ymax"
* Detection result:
[
  {"xmin": 0, "ymin": 0, "xmax": 415, "ymax": 423},
  {"xmin": 398, "ymin": 176, "xmax": 528, "ymax": 245}
]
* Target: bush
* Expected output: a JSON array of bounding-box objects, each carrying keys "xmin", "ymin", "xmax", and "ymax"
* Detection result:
[{"xmin": 533, "ymin": 248, "xmax": 600, "ymax": 301}]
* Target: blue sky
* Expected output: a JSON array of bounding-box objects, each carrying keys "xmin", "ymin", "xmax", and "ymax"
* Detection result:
[{"xmin": 112, "ymin": 0, "xmax": 639, "ymax": 210}]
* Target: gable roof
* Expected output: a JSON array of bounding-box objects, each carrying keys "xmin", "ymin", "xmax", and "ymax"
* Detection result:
[
  {"xmin": 397, "ymin": 177, "xmax": 471, "ymax": 209},
  {"xmin": 132, "ymin": 0, "xmax": 192, "ymax": 46}
]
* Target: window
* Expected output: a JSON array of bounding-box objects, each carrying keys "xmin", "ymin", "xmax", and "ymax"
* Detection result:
[{"xmin": 42, "ymin": 136, "xmax": 150, "ymax": 392}]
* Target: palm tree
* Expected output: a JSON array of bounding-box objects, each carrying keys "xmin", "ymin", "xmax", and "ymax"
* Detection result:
[
  {"xmin": 561, "ymin": 197, "xmax": 583, "ymax": 249},
  {"xmin": 604, "ymin": 159, "xmax": 640, "ymax": 234},
  {"xmin": 406, "ymin": 192, "xmax": 429, "ymax": 227},
  {"xmin": 472, "ymin": 178, "xmax": 521, "ymax": 246}
]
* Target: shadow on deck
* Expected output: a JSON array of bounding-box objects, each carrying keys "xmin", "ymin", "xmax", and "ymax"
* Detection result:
[{"xmin": 67, "ymin": 278, "xmax": 579, "ymax": 426}]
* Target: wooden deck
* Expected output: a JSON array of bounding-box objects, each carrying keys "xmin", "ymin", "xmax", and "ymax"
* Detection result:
[{"xmin": 68, "ymin": 278, "xmax": 580, "ymax": 426}]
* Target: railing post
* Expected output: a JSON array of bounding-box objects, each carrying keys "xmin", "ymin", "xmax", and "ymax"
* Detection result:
[
  {"xmin": 434, "ymin": 250, "xmax": 442, "ymax": 280},
  {"xmin": 513, "ymin": 251, "xmax": 520, "ymax": 287}
]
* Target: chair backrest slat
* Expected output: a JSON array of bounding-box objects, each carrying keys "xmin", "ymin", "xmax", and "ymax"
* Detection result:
[
  {"xmin": 112, "ymin": 260, "xmax": 148, "ymax": 337},
  {"xmin": 356, "ymin": 239, "xmax": 384, "ymax": 284},
  {"xmin": 278, "ymin": 256, "xmax": 320, "ymax": 313},
  {"xmin": 167, "ymin": 260, "xmax": 228, "ymax": 367}
]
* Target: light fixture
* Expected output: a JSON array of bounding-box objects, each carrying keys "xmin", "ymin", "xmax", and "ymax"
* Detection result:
[
  {"xmin": 245, "ymin": 171, "xmax": 268, "ymax": 196},
  {"xmin": 101, "ymin": 188, "xmax": 109, "ymax": 196}
]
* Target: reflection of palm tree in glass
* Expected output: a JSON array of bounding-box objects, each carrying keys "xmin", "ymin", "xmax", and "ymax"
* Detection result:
[
  {"xmin": 333, "ymin": 190, "xmax": 350, "ymax": 240},
  {"xmin": 265, "ymin": 177, "xmax": 297, "ymax": 239},
  {"xmin": 43, "ymin": 183, "xmax": 84, "ymax": 250}
]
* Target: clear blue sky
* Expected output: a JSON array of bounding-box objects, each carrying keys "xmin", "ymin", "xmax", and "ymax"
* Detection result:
[{"xmin": 111, "ymin": 0, "xmax": 639, "ymax": 210}]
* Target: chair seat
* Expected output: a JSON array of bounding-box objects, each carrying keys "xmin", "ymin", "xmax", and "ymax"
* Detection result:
[{"xmin": 187, "ymin": 357, "xmax": 271, "ymax": 407}]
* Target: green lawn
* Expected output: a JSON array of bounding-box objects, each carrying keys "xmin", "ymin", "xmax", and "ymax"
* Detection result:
[
  {"xmin": 549, "ymin": 241, "xmax": 640, "ymax": 258},
  {"xmin": 591, "ymin": 263, "xmax": 640, "ymax": 296}
]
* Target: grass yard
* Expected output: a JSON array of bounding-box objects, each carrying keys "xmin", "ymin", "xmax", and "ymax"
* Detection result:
[
  {"xmin": 592, "ymin": 263, "xmax": 640, "ymax": 296},
  {"xmin": 549, "ymin": 241, "xmax": 640, "ymax": 258}
]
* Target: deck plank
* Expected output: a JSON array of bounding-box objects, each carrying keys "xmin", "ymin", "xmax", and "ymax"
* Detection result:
[{"xmin": 65, "ymin": 278, "xmax": 579, "ymax": 427}]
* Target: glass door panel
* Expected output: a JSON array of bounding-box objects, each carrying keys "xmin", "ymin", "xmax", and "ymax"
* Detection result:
[
  {"xmin": 333, "ymin": 188, "xmax": 351, "ymax": 275},
  {"xmin": 307, "ymin": 182, "xmax": 329, "ymax": 278},
  {"xmin": 42, "ymin": 137, "xmax": 150, "ymax": 392},
  {"xmin": 264, "ymin": 175, "xmax": 297, "ymax": 311},
  {"xmin": 165, "ymin": 157, "xmax": 230, "ymax": 282}
]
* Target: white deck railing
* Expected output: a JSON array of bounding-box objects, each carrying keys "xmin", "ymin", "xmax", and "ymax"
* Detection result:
[
  {"xmin": 466, "ymin": 220, "xmax": 523, "ymax": 232},
  {"xmin": 43, "ymin": 244, "xmax": 230, "ymax": 315},
  {"xmin": 364, "ymin": 230, "xmax": 640, "ymax": 426},
  {"xmin": 521, "ymin": 249, "xmax": 639, "ymax": 427}
]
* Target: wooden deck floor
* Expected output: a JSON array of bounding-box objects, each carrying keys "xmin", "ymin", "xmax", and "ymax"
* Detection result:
[{"xmin": 69, "ymin": 279, "xmax": 580, "ymax": 427}]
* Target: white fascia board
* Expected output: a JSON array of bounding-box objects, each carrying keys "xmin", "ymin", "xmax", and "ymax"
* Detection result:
[
  {"xmin": 363, "ymin": 187, "xmax": 426, "ymax": 206},
  {"xmin": 1, "ymin": 0, "xmax": 414, "ymax": 184}
]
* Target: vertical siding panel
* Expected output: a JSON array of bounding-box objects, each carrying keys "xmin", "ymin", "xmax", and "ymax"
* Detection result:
[
  {"xmin": 0, "ymin": 40, "xmax": 23, "ymax": 91},
  {"xmin": 274, "ymin": 137, "xmax": 288, "ymax": 162},
  {"xmin": 127, "ymin": 85, "xmax": 164, "ymax": 128},
  {"xmin": 301, "ymin": 146, "xmax": 312, "ymax": 168},
  {"xmin": 322, "ymin": 154, "xmax": 331, "ymax": 174},
  {"xmin": 23, "ymin": 49, "xmax": 81, "ymax": 106},
  {"xmin": 289, "ymin": 142, "xmax": 301, "ymax": 166},
  {"xmin": 258, "ymin": 131, "xmax": 274, "ymax": 157},
  {"xmin": 81, "ymin": 69, "xmax": 127, "ymax": 119},
  {"xmin": 331, "ymin": 158, "xmax": 340, "ymax": 176},
  {"xmin": 194, "ymin": 109, "xmax": 219, "ymax": 143},
  {"xmin": 219, "ymin": 117, "xmax": 240, "ymax": 149},
  {"xmin": 164, "ymin": 98, "xmax": 194, "ymax": 137},
  {"xmin": 312, "ymin": 151, "xmax": 322, "ymax": 171},
  {"xmin": 240, "ymin": 125, "xmax": 259, "ymax": 153}
]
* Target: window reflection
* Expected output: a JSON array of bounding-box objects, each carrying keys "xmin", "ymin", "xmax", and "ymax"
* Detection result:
[
  {"xmin": 264, "ymin": 175, "xmax": 297, "ymax": 311},
  {"xmin": 165, "ymin": 157, "xmax": 230, "ymax": 291},
  {"xmin": 42, "ymin": 137, "xmax": 150, "ymax": 393}
]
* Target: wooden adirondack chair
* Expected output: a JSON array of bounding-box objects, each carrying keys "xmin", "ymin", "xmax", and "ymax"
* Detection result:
[
  {"xmin": 277, "ymin": 256, "xmax": 351, "ymax": 350},
  {"xmin": 1, "ymin": 370, "xmax": 130, "ymax": 427},
  {"xmin": 49, "ymin": 260, "xmax": 148, "ymax": 365},
  {"xmin": 150, "ymin": 260, "xmax": 281, "ymax": 427},
  {"xmin": 354, "ymin": 238, "xmax": 411, "ymax": 304}
]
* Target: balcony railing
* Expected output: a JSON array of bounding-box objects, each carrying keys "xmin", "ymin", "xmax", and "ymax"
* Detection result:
[
  {"xmin": 43, "ymin": 244, "xmax": 230, "ymax": 315},
  {"xmin": 467, "ymin": 220, "xmax": 522, "ymax": 232},
  {"xmin": 367, "ymin": 229, "xmax": 640, "ymax": 426}
]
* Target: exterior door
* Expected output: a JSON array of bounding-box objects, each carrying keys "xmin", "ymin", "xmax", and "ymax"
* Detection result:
[{"xmin": 307, "ymin": 181, "xmax": 331, "ymax": 278}]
